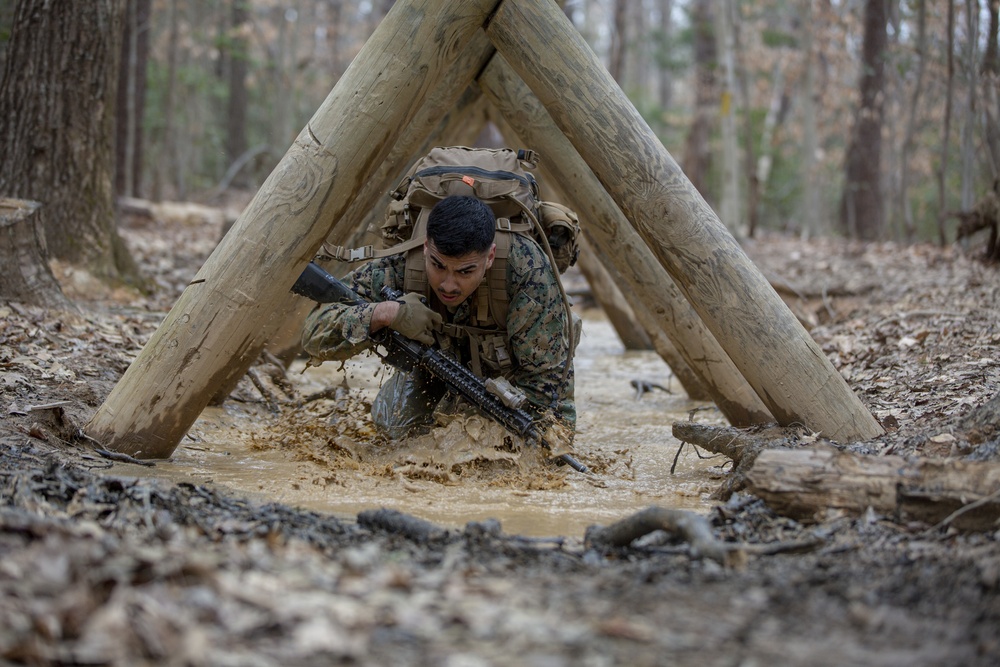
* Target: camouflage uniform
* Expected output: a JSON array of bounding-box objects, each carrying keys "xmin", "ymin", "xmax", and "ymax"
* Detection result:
[{"xmin": 302, "ymin": 235, "xmax": 576, "ymax": 439}]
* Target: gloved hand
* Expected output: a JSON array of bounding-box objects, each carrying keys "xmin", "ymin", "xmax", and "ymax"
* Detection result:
[{"xmin": 389, "ymin": 292, "xmax": 442, "ymax": 345}]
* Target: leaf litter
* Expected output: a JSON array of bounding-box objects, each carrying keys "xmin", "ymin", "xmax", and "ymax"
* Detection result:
[{"xmin": 0, "ymin": 209, "xmax": 999, "ymax": 665}]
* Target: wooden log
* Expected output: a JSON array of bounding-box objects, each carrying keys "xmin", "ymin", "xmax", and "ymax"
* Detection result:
[
  {"xmin": 215, "ymin": 38, "xmax": 496, "ymax": 398},
  {"xmin": 672, "ymin": 421, "xmax": 792, "ymax": 500},
  {"xmin": 0, "ymin": 198, "xmax": 72, "ymax": 310},
  {"xmin": 479, "ymin": 56, "xmax": 770, "ymax": 424},
  {"xmin": 485, "ymin": 1, "xmax": 882, "ymax": 442},
  {"xmin": 84, "ymin": 0, "xmax": 501, "ymax": 458},
  {"xmin": 624, "ymin": 296, "xmax": 711, "ymax": 401},
  {"xmin": 573, "ymin": 235, "xmax": 653, "ymax": 350},
  {"xmin": 530, "ymin": 173, "xmax": 653, "ymax": 351},
  {"xmin": 746, "ymin": 444, "xmax": 1000, "ymax": 531}
]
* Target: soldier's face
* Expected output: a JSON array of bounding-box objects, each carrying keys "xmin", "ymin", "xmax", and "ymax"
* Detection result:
[{"xmin": 424, "ymin": 239, "xmax": 496, "ymax": 307}]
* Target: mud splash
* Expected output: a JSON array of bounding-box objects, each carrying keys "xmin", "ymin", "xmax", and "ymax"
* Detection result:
[{"xmin": 131, "ymin": 311, "xmax": 726, "ymax": 537}]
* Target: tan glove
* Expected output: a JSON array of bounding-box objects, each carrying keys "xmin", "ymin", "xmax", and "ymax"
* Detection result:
[{"xmin": 389, "ymin": 292, "xmax": 442, "ymax": 345}]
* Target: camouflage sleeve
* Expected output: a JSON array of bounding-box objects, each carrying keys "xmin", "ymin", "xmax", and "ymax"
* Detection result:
[
  {"xmin": 301, "ymin": 257, "xmax": 406, "ymax": 363},
  {"xmin": 505, "ymin": 237, "xmax": 576, "ymax": 429}
]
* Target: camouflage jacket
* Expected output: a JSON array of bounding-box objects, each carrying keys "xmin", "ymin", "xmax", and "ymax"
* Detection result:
[{"xmin": 301, "ymin": 235, "xmax": 576, "ymax": 428}]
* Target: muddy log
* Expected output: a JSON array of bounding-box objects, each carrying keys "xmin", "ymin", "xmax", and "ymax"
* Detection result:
[
  {"xmin": 485, "ymin": 1, "xmax": 881, "ymax": 441},
  {"xmin": 746, "ymin": 444, "xmax": 1000, "ymax": 531},
  {"xmin": 84, "ymin": 0, "xmax": 502, "ymax": 458},
  {"xmin": 480, "ymin": 56, "xmax": 769, "ymax": 424}
]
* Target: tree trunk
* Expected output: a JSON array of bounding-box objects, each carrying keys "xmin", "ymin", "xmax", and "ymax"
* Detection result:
[
  {"xmin": 839, "ymin": 0, "xmax": 888, "ymax": 240},
  {"xmin": 983, "ymin": 0, "xmax": 1000, "ymax": 177},
  {"xmin": 479, "ymin": 55, "xmax": 771, "ymax": 425},
  {"xmin": 225, "ymin": 0, "xmax": 250, "ymax": 188},
  {"xmin": 746, "ymin": 444, "xmax": 1000, "ymax": 531},
  {"xmin": 657, "ymin": 0, "xmax": 674, "ymax": 111},
  {"xmin": 0, "ymin": 199, "xmax": 71, "ymax": 310},
  {"xmin": 938, "ymin": 0, "xmax": 956, "ymax": 246},
  {"xmin": 960, "ymin": 0, "xmax": 981, "ymax": 211},
  {"xmin": 115, "ymin": 0, "xmax": 150, "ymax": 199},
  {"xmin": 608, "ymin": 0, "xmax": 628, "ymax": 83},
  {"xmin": 486, "ymin": 0, "xmax": 882, "ymax": 441},
  {"xmin": 681, "ymin": 0, "xmax": 716, "ymax": 201},
  {"xmin": 85, "ymin": 0, "xmax": 502, "ymax": 459},
  {"xmin": 797, "ymin": 0, "xmax": 821, "ymax": 238},
  {"xmin": 151, "ymin": 0, "xmax": 180, "ymax": 202},
  {"xmin": 900, "ymin": 0, "xmax": 927, "ymax": 242},
  {"xmin": 714, "ymin": 0, "xmax": 741, "ymax": 237},
  {"xmin": 0, "ymin": 0, "xmax": 142, "ymax": 286}
]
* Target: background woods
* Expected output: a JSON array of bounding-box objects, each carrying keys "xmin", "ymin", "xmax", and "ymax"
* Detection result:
[{"xmin": 2, "ymin": 0, "xmax": 997, "ymax": 253}]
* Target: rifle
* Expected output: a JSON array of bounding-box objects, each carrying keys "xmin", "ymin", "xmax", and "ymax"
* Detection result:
[{"xmin": 292, "ymin": 262, "xmax": 589, "ymax": 474}]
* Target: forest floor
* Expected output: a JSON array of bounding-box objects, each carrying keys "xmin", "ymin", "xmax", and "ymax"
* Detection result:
[{"xmin": 1, "ymin": 204, "xmax": 999, "ymax": 666}]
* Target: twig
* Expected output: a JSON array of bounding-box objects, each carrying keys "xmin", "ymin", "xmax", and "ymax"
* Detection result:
[
  {"xmin": 93, "ymin": 448, "xmax": 156, "ymax": 467},
  {"xmin": 924, "ymin": 486, "xmax": 1000, "ymax": 534},
  {"xmin": 585, "ymin": 506, "xmax": 734, "ymax": 566},
  {"xmin": 248, "ymin": 367, "xmax": 281, "ymax": 412},
  {"xmin": 76, "ymin": 429, "xmax": 156, "ymax": 467},
  {"xmin": 670, "ymin": 440, "xmax": 684, "ymax": 475}
]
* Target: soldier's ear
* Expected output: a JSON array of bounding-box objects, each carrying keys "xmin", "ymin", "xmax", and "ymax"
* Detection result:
[{"xmin": 485, "ymin": 243, "xmax": 496, "ymax": 269}]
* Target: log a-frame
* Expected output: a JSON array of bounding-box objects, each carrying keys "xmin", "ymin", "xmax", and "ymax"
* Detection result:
[{"xmin": 85, "ymin": 0, "xmax": 883, "ymax": 459}]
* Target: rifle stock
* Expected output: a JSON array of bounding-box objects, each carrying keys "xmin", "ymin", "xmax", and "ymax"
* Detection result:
[{"xmin": 293, "ymin": 262, "xmax": 589, "ymax": 474}]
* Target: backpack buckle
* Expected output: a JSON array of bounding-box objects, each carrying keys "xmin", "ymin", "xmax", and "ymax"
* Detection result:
[
  {"xmin": 496, "ymin": 217, "xmax": 512, "ymax": 232},
  {"xmin": 347, "ymin": 245, "xmax": 374, "ymax": 261}
]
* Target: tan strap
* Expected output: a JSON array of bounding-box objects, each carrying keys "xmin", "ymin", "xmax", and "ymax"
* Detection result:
[{"xmin": 319, "ymin": 236, "xmax": 424, "ymax": 263}]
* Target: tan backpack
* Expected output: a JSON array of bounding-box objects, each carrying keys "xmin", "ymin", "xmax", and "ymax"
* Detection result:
[{"xmin": 322, "ymin": 146, "xmax": 580, "ymax": 380}]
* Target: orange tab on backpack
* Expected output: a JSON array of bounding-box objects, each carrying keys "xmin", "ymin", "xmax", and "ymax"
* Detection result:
[{"xmin": 462, "ymin": 175, "xmax": 476, "ymax": 187}]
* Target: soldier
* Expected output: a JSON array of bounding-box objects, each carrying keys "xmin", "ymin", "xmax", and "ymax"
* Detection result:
[{"xmin": 301, "ymin": 195, "xmax": 575, "ymax": 441}]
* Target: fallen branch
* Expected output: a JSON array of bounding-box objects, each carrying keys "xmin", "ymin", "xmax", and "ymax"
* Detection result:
[
  {"xmin": 93, "ymin": 447, "xmax": 156, "ymax": 467},
  {"xmin": 584, "ymin": 506, "xmax": 734, "ymax": 566},
  {"xmin": 672, "ymin": 422, "xmax": 790, "ymax": 499},
  {"xmin": 357, "ymin": 508, "xmax": 448, "ymax": 543}
]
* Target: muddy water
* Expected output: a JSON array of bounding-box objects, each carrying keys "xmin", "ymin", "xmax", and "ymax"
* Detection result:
[{"xmin": 133, "ymin": 310, "xmax": 727, "ymax": 538}]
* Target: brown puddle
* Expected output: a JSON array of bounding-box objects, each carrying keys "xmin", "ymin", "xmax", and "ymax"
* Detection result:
[{"xmin": 130, "ymin": 310, "xmax": 727, "ymax": 537}]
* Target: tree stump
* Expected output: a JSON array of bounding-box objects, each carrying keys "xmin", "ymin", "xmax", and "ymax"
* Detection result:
[{"xmin": 0, "ymin": 198, "xmax": 71, "ymax": 309}]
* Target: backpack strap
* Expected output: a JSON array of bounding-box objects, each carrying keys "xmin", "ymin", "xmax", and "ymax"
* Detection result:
[{"xmin": 318, "ymin": 236, "xmax": 424, "ymax": 263}]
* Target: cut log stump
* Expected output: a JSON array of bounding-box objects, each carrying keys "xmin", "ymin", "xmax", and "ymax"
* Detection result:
[{"xmin": 0, "ymin": 198, "xmax": 71, "ymax": 310}]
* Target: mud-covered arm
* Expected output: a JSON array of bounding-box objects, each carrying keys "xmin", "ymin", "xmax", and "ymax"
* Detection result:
[
  {"xmin": 301, "ymin": 257, "xmax": 405, "ymax": 363},
  {"xmin": 505, "ymin": 240, "xmax": 576, "ymax": 429}
]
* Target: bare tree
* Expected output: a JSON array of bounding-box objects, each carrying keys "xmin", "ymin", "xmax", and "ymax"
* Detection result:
[
  {"xmin": 609, "ymin": 0, "xmax": 628, "ymax": 82},
  {"xmin": 681, "ymin": 0, "xmax": 717, "ymax": 201},
  {"xmin": 225, "ymin": 0, "xmax": 251, "ymax": 188},
  {"xmin": 900, "ymin": 0, "xmax": 928, "ymax": 242},
  {"xmin": 840, "ymin": 0, "xmax": 888, "ymax": 240},
  {"xmin": 984, "ymin": 0, "xmax": 1000, "ymax": 178},
  {"xmin": 714, "ymin": 0, "xmax": 741, "ymax": 236},
  {"xmin": 960, "ymin": 0, "xmax": 981, "ymax": 210},
  {"xmin": 938, "ymin": 0, "xmax": 957, "ymax": 246},
  {"xmin": 115, "ymin": 0, "xmax": 151, "ymax": 199},
  {"xmin": 0, "ymin": 0, "xmax": 142, "ymax": 286},
  {"xmin": 657, "ymin": 0, "xmax": 675, "ymax": 110}
]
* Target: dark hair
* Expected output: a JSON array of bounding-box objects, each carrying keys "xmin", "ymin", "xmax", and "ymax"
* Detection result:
[{"xmin": 426, "ymin": 196, "xmax": 496, "ymax": 256}]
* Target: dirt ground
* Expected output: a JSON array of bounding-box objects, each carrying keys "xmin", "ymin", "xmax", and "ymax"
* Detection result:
[{"xmin": 2, "ymin": 206, "xmax": 999, "ymax": 666}]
